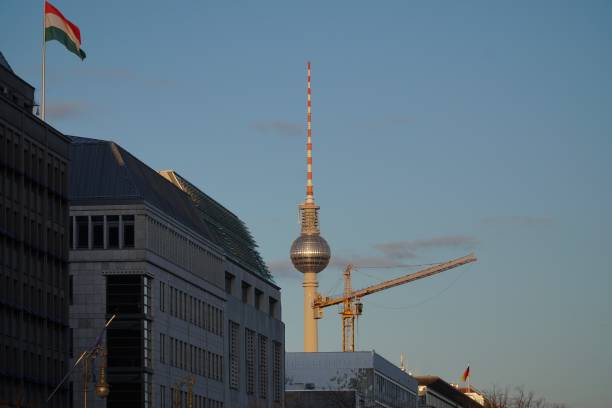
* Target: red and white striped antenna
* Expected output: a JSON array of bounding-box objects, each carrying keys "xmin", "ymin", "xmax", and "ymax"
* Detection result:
[{"xmin": 306, "ymin": 61, "xmax": 314, "ymax": 203}]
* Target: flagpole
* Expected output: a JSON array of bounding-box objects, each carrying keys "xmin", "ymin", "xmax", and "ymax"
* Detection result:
[
  {"xmin": 41, "ymin": 0, "xmax": 46, "ymax": 120},
  {"xmin": 467, "ymin": 364, "xmax": 470, "ymax": 393}
]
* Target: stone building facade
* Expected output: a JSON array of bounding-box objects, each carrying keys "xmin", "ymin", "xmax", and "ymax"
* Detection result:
[{"xmin": 68, "ymin": 136, "xmax": 284, "ymax": 408}]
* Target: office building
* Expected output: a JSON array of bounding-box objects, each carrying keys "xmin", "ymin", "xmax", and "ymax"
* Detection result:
[
  {"xmin": 68, "ymin": 136, "xmax": 284, "ymax": 408},
  {"xmin": 286, "ymin": 351, "xmax": 418, "ymax": 408},
  {"xmin": 0, "ymin": 51, "xmax": 71, "ymax": 408},
  {"xmin": 415, "ymin": 377, "xmax": 482, "ymax": 408}
]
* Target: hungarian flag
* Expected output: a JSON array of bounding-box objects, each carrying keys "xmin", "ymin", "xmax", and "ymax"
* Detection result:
[
  {"xmin": 461, "ymin": 365, "xmax": 470, "ymax": 382},
  {"xmin": 44, "ymin": 1, "xmax": 86, "ymax": 60}
]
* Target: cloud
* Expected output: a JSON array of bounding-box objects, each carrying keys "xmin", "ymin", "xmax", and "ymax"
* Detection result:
[
  {"xmin": 374, "ymin": 235, "xmax": 479, "ymax": 259},
  {"xmin": 481, "ymin": 216, "xmax": 553, "ymax": 227},
  {"xmin": 50, "ymin": 67, "xmax": 175, "ymax": 88},
  {"xmin": 46, "ymin": 101, "xmax": 86, "ymax": 120},
  {"xmin": 251, "ymin": 121, "xmax": 303, "ymax": 137},
  {"xmin": 268, "ymin": 235, "xmax": 477, "ymax": 279},
  {"xmin": 267, "ymin": 259, "xmax": 301, "ymax": 279},
  {"xmin": 329, "ymin": 255, "xmax": 404, "ymax": 269}
]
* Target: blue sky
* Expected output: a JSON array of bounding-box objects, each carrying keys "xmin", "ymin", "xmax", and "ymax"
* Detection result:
[{"xmin": 2, "ymin": 1, "xmax": 612, "ymax": 406}]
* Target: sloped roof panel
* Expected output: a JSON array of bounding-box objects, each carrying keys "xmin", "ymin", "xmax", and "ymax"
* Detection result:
[{"xmin": 69, "ymin": 136, "xmax": 213, "ymax": 242}]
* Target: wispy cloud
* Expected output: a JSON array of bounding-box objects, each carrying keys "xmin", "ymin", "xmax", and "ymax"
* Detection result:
[
  {"xmin": 374, "ymin": 235, "xmax": 478, "ymax": 259},
  {"xmin": 268, "ymin": 234, "xmax": 477, "ymax": 279},
  {"xmin": 46, "ymin": 101, "xmax": 86, "ymax": 120},
  {"xmin": 50, "ymin": 67, "xmax": 176, "ymax": 87},
  {"xmin": 482, "ymin": 216, "xmax": 553, "ymax": 227},
  {"xmin": 267, "ymin": 259, "xmax": 301, "ymax": 279},
  {"xmin": 250, "ymin": 120, "xmax": 303, "ymax": 137}
]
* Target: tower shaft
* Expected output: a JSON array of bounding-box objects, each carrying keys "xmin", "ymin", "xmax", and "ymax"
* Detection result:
[{"xmin": 303, "ymin": 272, "xmax": 319, "ymax": 352}]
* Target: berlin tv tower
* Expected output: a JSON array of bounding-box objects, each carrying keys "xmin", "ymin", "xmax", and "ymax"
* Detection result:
[{"xmin": 290, "ymin": 62, "xmax": 331, "ymax": 352}]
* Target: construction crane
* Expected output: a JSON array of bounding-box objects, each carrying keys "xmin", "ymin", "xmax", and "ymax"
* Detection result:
[{"xmin": 313, "ymin": 253, "xmax": 477, "ymax": 352}]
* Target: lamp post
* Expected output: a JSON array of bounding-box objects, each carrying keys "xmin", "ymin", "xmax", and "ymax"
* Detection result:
[
  {"xmin": 46, "ymin": 315, "xmax": 116, "ymax": 406},
  {"xmin": 173, "ymin": 376, "xmax": 195, "ymax": 408}
]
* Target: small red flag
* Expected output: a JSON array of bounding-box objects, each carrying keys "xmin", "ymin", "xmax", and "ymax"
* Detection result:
[{"xmin": 461, "ymin": 365, "xmax": 470, "ymax": 382}]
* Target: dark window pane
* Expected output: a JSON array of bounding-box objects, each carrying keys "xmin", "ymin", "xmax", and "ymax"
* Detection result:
[
  {"xmin": 106, "ymin": 275, "xmax": 142, "ymax": 314},
  {"xmin": 225, "ymin": 273, "xmax": 234, "ymax": 295},
  {"xmin": 76, "ymin": 216, "xmax": 88, "ymax": 249},
  {"xmin": 69, "ymin": 216, "xmax": 74, "ymax": 249},
  {"xmin": 92, "ymin": 216, "xmax": 104, "ymax": 248},
  {"xmin": 108, "ymin": 216, "xmax": 119, "ymax": 249},
  {"xmin": 123, "ymin": 222, "xmax": 134, "ymax": 248}
]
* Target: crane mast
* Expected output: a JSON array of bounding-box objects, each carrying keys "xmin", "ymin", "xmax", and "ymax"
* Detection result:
[{"xmin": 313, "ymin": 253, "xmax": 477, "ymax": 352}]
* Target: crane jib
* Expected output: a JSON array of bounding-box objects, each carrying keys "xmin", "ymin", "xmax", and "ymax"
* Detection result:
[{"xmin": 314, "ymin": 253, "xmax": 477, "ymax": 308}]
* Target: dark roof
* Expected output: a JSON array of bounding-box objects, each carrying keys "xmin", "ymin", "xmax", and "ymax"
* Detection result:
[
  {"xmin": 415, "ymin": 376, "xmax": 483, "ymax": 408},
  {"xmin": 161, "ymin": 170, "xmax": 272, "ymax": 281},
  {"xmin": 0, "ymin": 52, "xmax": 13, "ymax": 72},
  {"xmin": 69, "ymin": 136, "xmax": 214, "ymax": 242}
]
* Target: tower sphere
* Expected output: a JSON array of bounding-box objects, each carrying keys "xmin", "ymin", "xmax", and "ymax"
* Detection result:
[{"xmin": 290, "ymin": 234, "xmax": 331, "ymax": 274}]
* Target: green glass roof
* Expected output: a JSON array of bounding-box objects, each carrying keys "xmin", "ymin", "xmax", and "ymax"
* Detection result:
[{"xmin": 162, "ymin": 170, "xmax": 273, "ymax": 282}]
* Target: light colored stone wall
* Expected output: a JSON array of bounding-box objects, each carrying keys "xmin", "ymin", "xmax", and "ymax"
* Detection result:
[{"xmin": 70, "ymin": 202, "xmax": 284, "ymax": 408}]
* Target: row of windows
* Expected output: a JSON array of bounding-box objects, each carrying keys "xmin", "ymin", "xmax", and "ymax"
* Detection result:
[
  {"xmin": 0, "ymin": 125, "xmax": 68, "ymax": 197},
  {"xmin": 160, "ymin": 385, "xmax": 224, "ymax": 408},
  {"xmin": 0, "ymin": 306, "xmax": 67, "ymax": 351},
  {"xmin": 159, "ymin": 282, "xmax": 223, "ymax": 336},
  {"xmin": 0, "ymin": 246, "xmax": 67, "ymax": 295},
  {"xmin": 375, "ymin": 373, "xmax": 417, "ymax": 408},
  {"xmin": 0, "ymin": 345, "xmax": 65, "ymax": 385},
  {"xmin": 225, "ymin": 273, "xmax": 279, "ymax": 319},
  {"xmin": 0, "ymin": 204, "xmax": 67, "ymax": 261},
  {"xmin": 0, "ymin": 277, "xmax": 66, "ymax": 324},
  {"xmin": 0, "ymin": 169, "xmax": 67, "ymax": 228},
  {"xmin": 147, "ymin": 217, "xmax": 223, "ymax": 279},
  {"xmin": 161, "ymin": 333, "xmax": 223, "ymax": 382},
  {"xmin": 70, "ymin": 215, "xmax": 135, "ymax": 250},
  {"xmin": 0, "ymin": 377, "xmax": 69, "ymax": 408},
  {"xmin": 272, "ymin": 340, "xmax": 282, "ymax": 403},
  {"xmin": 227, "ymin": 321, "xmax": 282, "ymax": 403}
]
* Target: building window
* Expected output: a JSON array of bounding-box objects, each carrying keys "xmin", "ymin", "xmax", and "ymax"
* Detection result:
[
  {"xmin": 92, "ymin": 216, "xmax": 104, "ymax": 248},
  {"xmin": 76, "ymin": 216, "xmax": 88, "ymax": 248},
  {"xmin": 272, "ymin": 341, "xmax": 282, "ymax": 402},
  {"xmin": 144, "ymin": 319, "xmax": 152, "ymax": 368},
  {"xmin": 229, "ymin": 321, "xmax": 240, "ymax": 390},
  {"xmin": 143, "ymin": 276, "xmax": 151, "ymax": 316},
  {"xmin": 69, "ymin": 216, "xmax": 74, "ymax": 248},
  {"xmin": 160, "ymin": 385, "xmax": 166, "ymax": 408},
  {"xmin": 245, "ymin": 329, "xmax": 256, "ymax": 394},
  {"xmin": 69, "ymin": 275, "xmax": 73, "ymax": 305},
  {"xmin": 258, "ymin": 334, "xmax": 268, "ymax": 399},
  {"xmin": 269, "ymin": 297, "xmax": 278, "ymax": 319},
  {"xmin": 159, "ymin": 282, "xmax": 166, "ymax": 312},
  {"xmin": 144, "ymin": 372, "xmax": 152, "ymax": 408},
  {"xmin": 254, "ymin": 289, "xmax": 263, "ymax": 311},
  {"xmin": 225, "ymin": 272, "xmax": 234, "ymax": 295},
  {"xmin": 107, "ymin": 215, "xmax": 119, "ymax": 248},
  {"xmin": 123, "ymin": 215, "xmax": 135, "ymax": 248},
  {"xmin": 241, "ymin": 281, "xmax": 251, "ymax": 305},
  {"xmin": 160, "ymin": 333, "xmax": 166, "ymax": 364}
]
